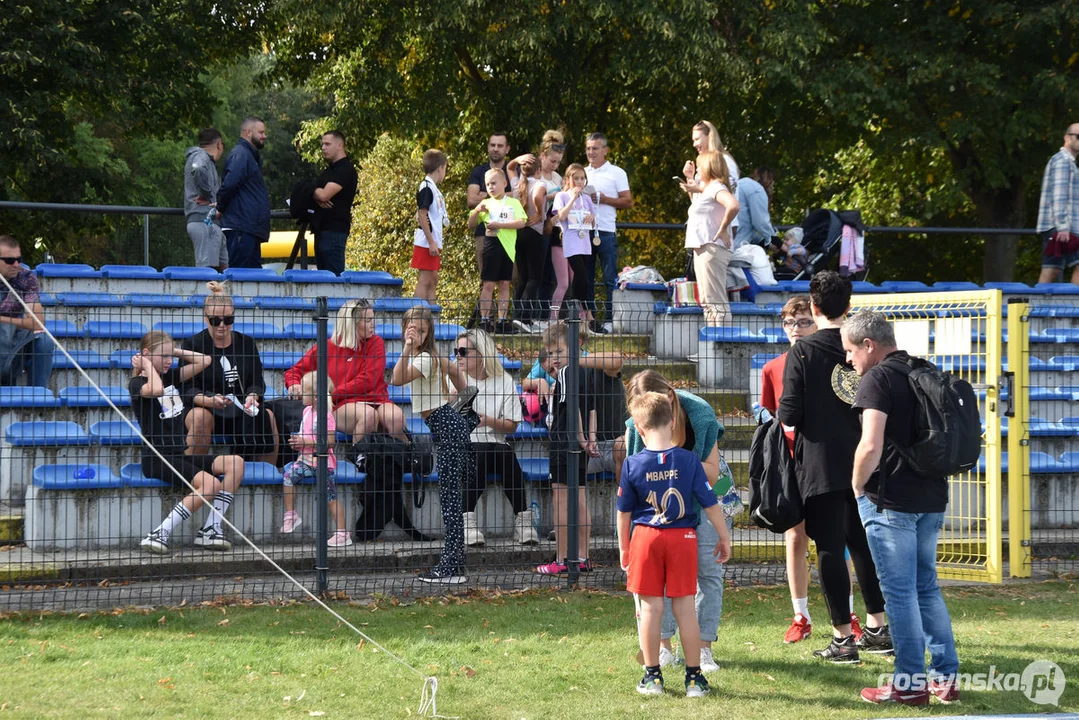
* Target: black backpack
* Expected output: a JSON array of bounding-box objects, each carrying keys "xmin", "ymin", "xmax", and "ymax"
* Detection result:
[
  {"xmin": 748, "ymin": 418, "xmax": 803, "ymax": 534},
  {"xmin": 883, "ymin": 355, "xmax": 981, "ymax": 478},
  {"xmin": 289, "ymin": 180, "xmax": 319, "ymax": 227}
]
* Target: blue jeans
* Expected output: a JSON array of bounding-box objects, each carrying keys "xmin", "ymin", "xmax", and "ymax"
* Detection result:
[
  {"xmin": 857, "ymin": 494, "xmax": 959, "ymax": 684},
  {"xmin": 26, "ymin": 334, "xmax": 54, "ymax": 388},
  {"xmin": 224, "ymin": 229, "xmax": 263, "ymax": 268},
  {"xmin": 660, "ymin": 514, "xmax": 733, "ymax": 643},
  {"xmin": 587, "ymin": 231, "xmax": 619, "ymax": 321},
  {"xmin": 314, "ymin": 230, "xmax": 348, "ymax": 275}
]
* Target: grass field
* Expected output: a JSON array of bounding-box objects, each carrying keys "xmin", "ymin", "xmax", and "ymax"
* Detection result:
[{"xmin": 0, "ymin": 581, "xmax": 1075, "ymax": 718}]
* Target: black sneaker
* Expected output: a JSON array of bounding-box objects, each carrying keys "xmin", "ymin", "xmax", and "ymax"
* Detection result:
[
  {"xmin": 857, "ymin": 625, "xmax": 895, "ymax": 656},
  {"xmin": 417, "ymin": 568, "xmax": 467, "ymax": 585},
  {"xmin": 479, "ymin": 318, "xmax": 494, "ymax": 334},
  {"xmin": 140, "ymin": 530, "xmax": 170, "ymax": 555},
  {"xmin": 813, "ymin": 634, "xmax": 860, "ymax": 664},
  {"xmin": 590, "ymin": 320, "xmax": 610, "ymax": 335},
  {"xmin": 449, "ymin": 385, "xmax": 479, "ymax": 416},
  {"xmin": 495, "ymin": 319, "xmax": 518, "ymax": 335},
  {"xmin": 685, "ymin": 670, "xmax": 711, "ymax": 698},
  {"xmin": 637, "ymin": 671, "xmax": 664, "ymax": 696}
]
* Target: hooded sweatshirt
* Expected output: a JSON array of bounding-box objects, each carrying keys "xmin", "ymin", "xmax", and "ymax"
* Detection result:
[{"xmin": 184, "ymin": 146, "xmax": 221, "ymax": 223}]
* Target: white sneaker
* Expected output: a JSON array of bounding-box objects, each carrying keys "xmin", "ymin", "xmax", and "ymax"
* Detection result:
[
  {"xmin": 659, "ymin": 645, "xmax": 677, "ymax": 667},
  {"xmin": 462, "ymin": 512, "xmax": 485, "ymax": 546},
  {"xmin": 530, "ymin": 320, "xmax": 549, "ymax": 334},
  {"xmin": 602, "ymin": 321, "xmax": 614, "ymax": 334},
  {"xmin": 699, "ymin": 647, "xmax": 720, "ymax": 673},
  {"xmin": 514, "ymin": 510, "xmax": 539, "ymax": 545}
]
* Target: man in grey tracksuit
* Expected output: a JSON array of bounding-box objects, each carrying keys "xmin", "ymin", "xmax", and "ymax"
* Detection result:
[{"xmin": 184, "ymin": 128, "xmax": 227, "ymax": 270}]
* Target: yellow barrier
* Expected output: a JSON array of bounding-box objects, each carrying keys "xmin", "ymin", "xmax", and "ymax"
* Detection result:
[
  {"xmin": 1006, "ymin": 300, "xmax": 1032, "ymax": 577},
  {"xmin": 850, "ymin": 290, "xmax": 1005, "ymax": 583},
  {"xmin": 262, "ymin": 230, "xmax": 314, "ymax": 259}
]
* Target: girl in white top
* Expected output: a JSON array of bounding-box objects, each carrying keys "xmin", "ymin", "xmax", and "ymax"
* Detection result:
[
  {"xmin": 390, "ymin": 306, "xmax": 477, "ymax": 584},
  {"xmin": 551, "ymin": 163, "xmax": 597, "ymax": 326},
  {"xmin": 681, "ymin": 151, "xmax": 740, "ymax": 327}
]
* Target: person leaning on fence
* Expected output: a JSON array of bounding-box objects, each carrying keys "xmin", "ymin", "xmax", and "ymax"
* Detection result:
[
  {"xmin": 184, "ymin": 128, "xmax": 228, "ymax": 271},
  {"xmin": 615, "ymin": 370, "xmax": 734, "ymax": 674},
  {"xmin": 285, "ymin": 298, "xmax": 407, "ymax": 445},
  {"xmin": 776, "ymin": 270, "xmax": 891, "ymax": 664},
  {"xmin": 131, "ymin": 331, "xmax": 245, "ymax": 555},
  {"xmin": 534, "ymin": 321, "xmax": 623, "ymax": 575},
  {"xmin": 0, "ymin": 234, "xmax": 54, "ymax": 388},
  {"xmin": 843, "ymin": 311, "xmax": 960, "ymax": 706},
  {"xmin": 390, "ymin": 306, "xmax": 480, "ymax": 585},
  {"xmin": 281, "ymin": 371, "xmax": 352, "ymax": 547},
  {"xmin": 444, "ymin": 328, "xmax": 537, "ymax": 546},
  {"xmin": 617, "ymin": 390, "xmax": 731, "ymax": 698},
  {"xmin": 183, "ymin": 282, "xmax": 279, "ymax": 465}
]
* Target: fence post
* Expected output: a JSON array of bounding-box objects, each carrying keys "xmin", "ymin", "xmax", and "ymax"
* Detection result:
[
  {"xmin": 566, "ymin": 303, "xmax": 581, "ymax": 588},
  {"xmin": 315, "ymin": 296, "xmax": 330, "ymax": 594},
  {"xmin": 142, "ymin": 214, "xmax": 150, "ymax": 267},
  {"xmin": 1006, "ymin": 298, "xmax": 1032, "ymax": 577}
]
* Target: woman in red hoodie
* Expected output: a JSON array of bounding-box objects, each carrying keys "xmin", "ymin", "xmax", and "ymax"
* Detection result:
[{"xmin": 285, "ymin": 299, "xmax": 406, "ymax": 443}]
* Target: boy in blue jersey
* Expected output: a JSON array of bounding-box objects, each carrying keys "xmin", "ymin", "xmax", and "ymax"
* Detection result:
[{"xmin": 617, "ymin": 391, "xmax": 731, "ymax": 698}]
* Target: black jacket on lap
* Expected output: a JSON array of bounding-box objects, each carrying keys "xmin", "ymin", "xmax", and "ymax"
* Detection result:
[{"xmin": 777, "ymin": 327, "xmax": 862, "ymax": 499}]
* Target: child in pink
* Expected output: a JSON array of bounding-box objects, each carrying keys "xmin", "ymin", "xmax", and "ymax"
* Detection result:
[{"xmin": 281, "ymin": 372, "xmax": 351, "ymax": 547}]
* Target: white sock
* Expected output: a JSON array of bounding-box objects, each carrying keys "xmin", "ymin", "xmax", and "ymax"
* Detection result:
[
  {"xmin": 200, "ymin": 491, "xmax": 234, "ymax": 534},
  {"xmin": 849, "ymin": 595, "xmax": 855, "ymax": 615},
  {"xmin": 155, "ymin": 503, "xmax": 191, "ymax": 542},
  {"xmin": 793, "ymin": 597, "xmax": 810, "ymax": 622}
]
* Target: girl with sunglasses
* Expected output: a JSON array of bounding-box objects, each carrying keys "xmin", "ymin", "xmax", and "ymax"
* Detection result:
[{"xmin": 183, "ymin": 281, "xmax": 279, "ymax": 465}]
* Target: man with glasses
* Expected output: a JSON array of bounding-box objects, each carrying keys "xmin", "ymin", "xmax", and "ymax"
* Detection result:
[
  {"xmin": 0, "ymin": 235, "xmax": 53, "ymax": 388},
  {"xmin": 584, "ymin": 132, "xmax": 633, "ymax": 333},
  {"xmin": 1036, "ymin": 123, "xmax": 1079, "ymax": 285}
]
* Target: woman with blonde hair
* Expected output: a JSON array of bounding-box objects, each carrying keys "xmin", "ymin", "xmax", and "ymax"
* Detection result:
[{"xmin": 680, "ymin": 151, "xmax": 739, "ymax": 327}]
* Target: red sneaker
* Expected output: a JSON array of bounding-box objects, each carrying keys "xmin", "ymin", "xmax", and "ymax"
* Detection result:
[
  {"xmin": 849, "ymin": 613, "xmax": 864, "ymax": 641},
  {"xmin": 860, "ymin": 683, "xmax": 929, "ymax": 705},
  {"xmin": 929, "ymin": 678, "xmax": 960, "ymax": 704},
  {"xmin": 534, "ymin": 560, "xmax": 568, "ymax": 575},
  {"xmin": 783, "ymin": 614, "xmax": 812, "ymax": 643}
]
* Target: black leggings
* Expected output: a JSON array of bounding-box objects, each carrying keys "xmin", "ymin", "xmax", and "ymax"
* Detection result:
[
  {"xmin": 514, "ymin": 227, "xmax": 548, "ymax": 321},
  {"xmin": 802, "ymin": 489, "xmax": 886, "ymax": 628},
  {"xmin": 567, "ymin": 253, "xmax": 595, "ymax": 313},
  {"xmin": 463, "ymin": 442, "xmax": 528, "ymax": 514}
]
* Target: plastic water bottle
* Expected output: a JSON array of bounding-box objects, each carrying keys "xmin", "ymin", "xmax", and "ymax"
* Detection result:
[
  {"xmin": 203, "ymin": 206, "xmax": 217, "ymax": 227},
  {"xmin": 530, "ymin": 500, "xmax": 541, "ymax": 533},
  {"xmin": 73, "ymin": 467, "xmax": 96, "ymax": 480}
]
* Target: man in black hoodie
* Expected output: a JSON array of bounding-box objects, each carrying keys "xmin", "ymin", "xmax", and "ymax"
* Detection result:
[{"xmin": 778, "ymin": 271, "xmax": 890, "ymax": 664}]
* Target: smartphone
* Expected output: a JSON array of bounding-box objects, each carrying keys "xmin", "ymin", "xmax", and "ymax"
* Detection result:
[{"xmin": 672, "ymin": 176, "xmax": 683, "ymax": 182}]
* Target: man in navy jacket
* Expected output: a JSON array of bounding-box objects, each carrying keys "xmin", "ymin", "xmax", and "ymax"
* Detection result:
[{"xmin": 218, "ymin": 116, "xmax": 270, "ymax": 268}]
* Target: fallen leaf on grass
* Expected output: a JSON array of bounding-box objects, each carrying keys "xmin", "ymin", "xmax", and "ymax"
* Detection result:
[
  {"xmin": 217, "ymin": 619, "xmax": 230, "ymax": 626},
  {"xmin": 459, "ymin": 666, "xmax": 477, "ymax": 678},
  {"xmin": 310, "ymin": 712, "xmax": 325, "ymax": 717},
  {"xmin": 158, "ymin": 616, "xmax": 166, "ymax": 625}
]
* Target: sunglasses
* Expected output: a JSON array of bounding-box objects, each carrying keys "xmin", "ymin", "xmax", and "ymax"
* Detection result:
[
  {"xmin": 206, "ymin": 315, "xmax": 235, "ymax": 327},
  {"xmin": 782, "ymin": 318, "xmax": 814, "ymax": 329},
  {"xmin": 453, "ymin": 347, "xmax": 473, "ymax": 357},
  {"xmin": 0, "ymin": 257, "xmax": 22, "ymax": 265},
  {"xmin": 549, "ymin": 143, "xmax": 566, "ymax": 152}
]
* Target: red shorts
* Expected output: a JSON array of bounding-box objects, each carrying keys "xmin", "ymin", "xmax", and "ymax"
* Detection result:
[
  {"xmin": 411, "ymin": 244, "xmax": 441, "ymax": 271},
  {"xmin": 625, "ymin": 525, "xmax": 699, "ymax": 598}
]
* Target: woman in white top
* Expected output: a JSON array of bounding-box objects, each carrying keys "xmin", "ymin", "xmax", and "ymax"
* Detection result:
[
  {"xmin": 390, "ymin": 306, "xmax": 478, "ymax": 584},
  {"xmin": 681, "ymin": 151, "xmax": 740, "ymax": 327},
  {"xmin": 445, "ymin": 328, "xmax": 537, "ymax": 546}
]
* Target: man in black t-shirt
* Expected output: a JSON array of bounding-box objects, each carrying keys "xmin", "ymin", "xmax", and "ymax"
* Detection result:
[
  {"xmin": 844, "ymin": 310, "xmax": 960, "ymax": 706},
  {"xmin": 312, "ymin": 130, "xmax": 359, "ymax": 275}
]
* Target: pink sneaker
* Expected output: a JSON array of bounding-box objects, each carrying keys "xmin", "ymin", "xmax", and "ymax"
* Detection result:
[
  {"xmin": 534, "ymin": 560, "xmax": 568, "ymax": 574},
  {"xmin": 328, "ymin": 530, "xmax": 353, "ymax": 547},
  {"xmin": 280, "ymin": 511, "xmax": 302, "ymax": 534}
]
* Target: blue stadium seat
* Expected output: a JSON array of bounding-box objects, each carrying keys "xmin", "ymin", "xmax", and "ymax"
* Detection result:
[
  {"xmin": 53, "ymin": 350, "xmax": 113, "ymax": 369},
  {"xmin": 162, "ymin": 266, "xmax": 222, "ymax": 281},
  {"xmin": 284, "ymin": 322, "xmax": 322, "ymax": 340},
  {"xmin": 341, "ymin": 271, "xmax": 403, "ymax": 286},
  {"xmin": 1028, "ymin": 357, "xmax": 1053, "ymax": 372},
  {"xmin": 1034, "ymin": 283, "xmax": 1079, "ymax": 295},
  {"xmin": 662, "ymin": 305, "xmax": 704, "ymax": 316},
  {"xmin": 699, "ymin": 326, "xmax": 765, "ymax": 343},
  {"xmin": 786, "ymin": 281, "xmax": 811, "ymax": 293},
  {"xmin": 258, "ymin": 297, "xmax": 317, "ymax": 311},
  {"xmin": 373, "ymin": 297, "xmax": 442, "ymax": 314},
  {"xmin": 109, "ymin": 349, "xmax": 137, "ymax": 368},
  {"xmin": 127, "ymin": 293, "xmax": 197, "ymax": 308},
  {"xmin": 284, "ymin": 269, "xmax": 342, "ymax": 283},
  {"xmin": 759, "ymin": 327, "xmax": 788, "ymax": 343},
  {"xmin": 1027, "ymin": 386, "xmax": 1070, "ymax": 401},
  {"xmin": 57, "ymin": 292, "xmax": 128, "ymax": 307},
  {"xmin": 402, "ymin": 471, "xmax": 439, "ymax": 484},
  {"xmin": 1060, "ymin": 417, "xmax": 1079, "ymax": 428},
  {"xmin": 434, "ymin": 323, "xmax": 466, "ymax": 341},
  {"xmin": 241, "ymin": 461, "xmax": 283, "ymax": 485},
  {"xmin": 622, "ymin": 282, "xmax": 667, "ymax": 292},
  {"xmin": 1030, "ymin": 305, "xmax": 1079, "ymax": 318},
  {"xmin": 519, "ymin": 457, "xmax": 550, "ymax": 482},
  {"xmin": 508, "ymin": 421, "xmax": 548, "ymax": 440},
  {"xmin": 32, "ymin": 463, "xmax": 121, "ymax": 490},
  {"xmin": 850, "ymin": 281, "xmax": 880, "ymax": 293},
  {"xmin": 406, "ymin": 416, "xmax": 430, "ymax": 436},
  {"xmin": 90, "ymin": 421, "xmax": 142, "ymax": 445},
  {"xmin": 730, "ymin": 302, "xmax": 777, "ymax": 316},
  {"xmin": 263, "ymin": 387, "xmax": 285, "ymax": 401},
  {"xmin": 283, "ymin": 461, "xmax": 366, "ymax": 485},
  {"xmin": 261, "ymin": 351, "xmax": 302, "ymax": 370},
  {"xmin": 59, "ymin": 386, "xmax": 131, "ymax": 408},
  {"xmin": 5, "ymin": 421, "xmax": 89, "ymax": 446},
  {"xmin": 1058, "ymin": 452, "xmax": 1079, "ymax": 472},
  {"xmin": 376, "ymin": 322, "xmax": 403, "ymax": 340},
  {"xmin": 84, "ymin": 321, "xmax": 146, "ymax": 339},
  {"xmin": 234, "ymin": 321, "xmax": 288, "ymax": 340},
  {"xmin": 932, "ymin": 281, "xmax": 981, "ymax": 291},
  {"xmin": 190, "ymin": 293, "xmax": 257, "ymax": 309},
  {"xmin": 1029, "ymin": 419, "xmax": 1077, "ymax": 437},
  {"xmin": 0, "ymin": 387, "xmax": 62, "ymax": 408},
  {"xmin": 152, "ymin": 321, "xmax": 203, "ymax": 339},
  {"xmin": 1041, "ymin": 328, "xmax": 1079, "ymax": 343},
  {"xmin": 100, "ymin": 265, "xmax": 163, "ymax": 280},
  {"xmin": 224, "ymin": 268, "xmax": 284, "ymax": 282},
  {"xmin": 37, "ymin": 293, "xmax": 58, "ymax": 306},
  {"xmin": 751, "ymin": 353, "xmax": 781, "ymax": 370},
  {"xmin": 119, "ymin": 463, "xmax": 170, "ymax": 488},
  {"xmin": 387, "ymin": 385, "xmax": 411, "ymax": 404},
  {"xmin": 33, "ymin": 263, "xmax": 102, "ymax": 279},
  {"xmin": 983, "ymin": 282, "xmax": 1031, "ymax": 293},
  {"xmin": 755, "ymin": 281, "xmax": 791, "ymax": 293},
  {"xmin": 929, "ymin": 356, "xmax": 986, "ymax": 373},
  {"xmin": 1049, "ymin": 356, "xmax": 1079, "ymax": 371},
  {"xmin": 879, "ymin": 281, "xmax": 931, "ymax": 293}
]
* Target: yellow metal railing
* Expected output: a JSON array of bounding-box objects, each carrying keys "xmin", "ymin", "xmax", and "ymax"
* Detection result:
[{"xmin": 1006, "ymin": 300, "xmax": 1032, "ymax": 577}]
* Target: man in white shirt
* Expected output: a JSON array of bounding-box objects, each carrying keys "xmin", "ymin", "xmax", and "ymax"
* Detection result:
[{"xmin": 585, "ymin": 133, "xmax": 633, "ymax": 333}]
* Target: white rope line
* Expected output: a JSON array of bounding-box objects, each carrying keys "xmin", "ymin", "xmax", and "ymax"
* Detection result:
[{"xmin": 0, "ymin": 273, "xmax": 455, "ymax": 718}]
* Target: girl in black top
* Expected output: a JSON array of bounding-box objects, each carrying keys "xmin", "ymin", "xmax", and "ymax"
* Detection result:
[{"xmin": 131, "ymin": 330, "xmax": 245, "ymax": 555}]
